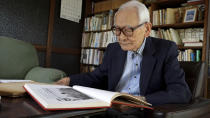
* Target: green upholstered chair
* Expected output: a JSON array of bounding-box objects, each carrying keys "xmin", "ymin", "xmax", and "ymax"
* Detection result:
[{"xmin": 0, "ymin": 36, "xmax": 66, "ymax": 83}]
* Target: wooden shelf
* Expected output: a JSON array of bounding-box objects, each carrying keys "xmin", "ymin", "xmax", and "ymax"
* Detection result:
[
  {"xmin": 186, "ymin": 1, "xmax": 204, "ymax": 5},
  {"xmin": 86, "ymin": 8, "xmax": 117, "ymax": 17},
  {"xmin": 86, "ymin": 10, "xmax": 110, "ymax": 17},
  {"xmin": 178, "ymin": 45, "xmax": 203, "ymax": 49},
  {"xmin": 92, "ymin": 0, "xmax": 108, "ymax": 2},
  {"xmin": 152, "ymin": 21, "xmax": 204, "ymax": 29},
  {"xmin": 82, "ymin": 47, "xmax": 106, "ymax": 50},
  {"xmin": 84, "ymin": 29, "xmax": 112, "ymax": 33},
  {"xmin": 145, "ymin": 0, "xmax": 186, "ymax": 7},
  {"xmin": 179, "ymin": 61, "xmax": 201, "ymax": 62},
  {"xmin": 153, "ymin": 0, "xmax": 186, "ymax": 5},
  {"xmin": 81, "ymin": 63, "xmax": 99, "ymax": 67}
]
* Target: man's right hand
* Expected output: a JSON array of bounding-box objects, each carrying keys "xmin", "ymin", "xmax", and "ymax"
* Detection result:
[{"xmin": 55, "ymin": 77, "xmax": 70, "ymax": 86}]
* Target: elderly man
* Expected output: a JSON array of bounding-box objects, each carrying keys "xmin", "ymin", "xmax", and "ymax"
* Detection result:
[{"xmin": 56, "ymin": 0, "xmax": 191, "ymax": 116}]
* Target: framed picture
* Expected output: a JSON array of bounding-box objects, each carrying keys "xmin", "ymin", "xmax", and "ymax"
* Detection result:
[{"xmin": 183, "ymin": 7, "xmax": 197, "ymax": 22}]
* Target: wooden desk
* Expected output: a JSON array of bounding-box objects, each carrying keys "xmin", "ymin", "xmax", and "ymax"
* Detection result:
[{"xmin": 0, "ymin": 96, "xmax": 106, "ymax": 118}]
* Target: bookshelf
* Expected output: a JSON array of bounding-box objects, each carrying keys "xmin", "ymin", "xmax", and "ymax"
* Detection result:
[
  {"xmin": 150, "ymin": 0, "xmax": 208, "ymax": 62},
  {"xmin": 149, "ymin": 0, "xmax": 209, "ymax": 97}
]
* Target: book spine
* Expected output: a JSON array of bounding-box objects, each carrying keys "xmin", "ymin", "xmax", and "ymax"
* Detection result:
[
  {"xmin": 191, "ymin": 52, "xmax": 195, "ymax": 61},
  {"xmin": 196, "ymin": 50, "xmax": 201, "ymax": 62}
]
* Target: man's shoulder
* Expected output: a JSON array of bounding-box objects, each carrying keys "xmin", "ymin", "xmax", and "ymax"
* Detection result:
[
  {"xmin": 149, "ymin": 37, "xmax": 176, "ymax": 46},
  {"xmin": 148, "ymin": 37, "xmax": 178, "ymax": 56},
  {"xmin": 149, "ymin": 37, "xmax": 177, "ymax": 50}
]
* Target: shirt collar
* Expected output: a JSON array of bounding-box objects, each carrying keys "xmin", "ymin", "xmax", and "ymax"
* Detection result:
[{"xmin": 129, "ymin": 38, "xmax": 147, "ymax": 56}]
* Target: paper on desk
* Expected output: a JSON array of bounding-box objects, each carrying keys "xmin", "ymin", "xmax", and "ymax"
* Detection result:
[{"xmin": 0, "ymin": 80, "xmax": 33, "ymax": 83}]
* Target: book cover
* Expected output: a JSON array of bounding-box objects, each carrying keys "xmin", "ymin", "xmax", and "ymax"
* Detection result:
[
  {"xmin": 166, "ymin": 8, "xmax": 177, "ymax": 24},
  {"xmin": 169, "ymin": 28, "xmax": 182, "ymax": 45}
]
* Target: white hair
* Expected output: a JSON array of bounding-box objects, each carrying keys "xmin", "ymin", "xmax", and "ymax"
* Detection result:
[{"xmin": 114, "ymin": 0, "xmax": 150, "ymax": 24}]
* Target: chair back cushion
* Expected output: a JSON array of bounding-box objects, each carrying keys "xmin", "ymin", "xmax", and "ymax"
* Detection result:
[
  {"xmin": 180, "ymin": 62, "xmax": 205, "ymax": 100},
  {"xmin": 0, "ymin": 36, "xmax": 39, "ymax": 79},
  {"xmin": 25, "ymin": 67, "xmax": 66, "ymax": 83}
]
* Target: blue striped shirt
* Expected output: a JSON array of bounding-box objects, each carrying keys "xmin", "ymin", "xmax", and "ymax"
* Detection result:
[{"xmin": 115, "ymin": 38, "xmax": 146, "ymax": 96}]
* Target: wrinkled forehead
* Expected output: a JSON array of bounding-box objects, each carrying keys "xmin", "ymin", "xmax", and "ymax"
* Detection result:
[{"xmin": 114, "ymin": 7, "xmax": 139, "ymax": 27}]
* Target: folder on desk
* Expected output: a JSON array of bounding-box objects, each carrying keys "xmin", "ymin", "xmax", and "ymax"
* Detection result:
[
  {"xmin": 0, "ymin": 80, "xmax": 38, "ymax": 97},
  {"xmin": 0, "ymin": 82, "xmax": 31, "ymax": 97}
]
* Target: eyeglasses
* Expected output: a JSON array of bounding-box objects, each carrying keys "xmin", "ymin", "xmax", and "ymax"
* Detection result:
[{"xmin": 112, "ymin": 22, "xmax": 146, "ymax": 37}]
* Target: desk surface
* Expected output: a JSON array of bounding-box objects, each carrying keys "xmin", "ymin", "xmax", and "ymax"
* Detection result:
[{"xmin": 0, "ymin": 96, "xmax": 106, "ymax": 118}]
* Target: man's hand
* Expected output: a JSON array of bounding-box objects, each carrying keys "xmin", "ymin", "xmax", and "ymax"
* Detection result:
[{"xmin": 55, "ymin": 77, "xmax": 70, "ymax": 86}]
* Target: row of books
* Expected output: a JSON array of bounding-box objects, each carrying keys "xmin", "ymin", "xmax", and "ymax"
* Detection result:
[
  {"xmin": 84, "ymin": 10, "xmax": 114, "ymax": 31},
  {"xmin": 153, "ymin": 8, "xmax": 180, "ymax": 25},
  {"xmin": 80, "ymin": 49, "xmax": 201, "ymax": 73},
  {"xmin": 81, "ymin": 31, "xmax": 117, "ymax": 48},
  {"xmin": 178, "ymin": 49, "xmax": 201, "ymax": 62},
  {"xmin": 150, "ymin": 28, "xmax": 203, "ymax": 46},
  {"xmin": 152, "ymin": 5, "xmax": 205, "ymax": 25},
  {"xmin": 80, "ymin": 49, "xmax": 104, "ymax": 65},
  {"xmin": 79, "ymin": 48, "xmax": 201, "ymax": 73}
]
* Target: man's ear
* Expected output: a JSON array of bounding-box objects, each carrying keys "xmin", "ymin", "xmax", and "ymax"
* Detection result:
[{"xmin": 144, "ymin": 22, "xmax": 152, "ymax": 37}]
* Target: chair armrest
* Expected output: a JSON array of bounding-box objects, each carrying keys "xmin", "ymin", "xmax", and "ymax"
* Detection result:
[
  {"xmin": 24, "ymin": 67, "xmax": 66, "ymax": 83},
  {"xmin": 146, "ymin": 98, "xmax": 210, "ymax": 118}
]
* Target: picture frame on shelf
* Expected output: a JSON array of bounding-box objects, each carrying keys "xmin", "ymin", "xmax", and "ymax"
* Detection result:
[{"xmin": 183, "ymin": 7, "xmax": 198, "ymax": 22}]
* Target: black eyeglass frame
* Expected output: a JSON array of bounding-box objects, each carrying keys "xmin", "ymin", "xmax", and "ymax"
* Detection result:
[{"xmin": 111, "ymin": 22, "xmax": 146, "ymax": 37}]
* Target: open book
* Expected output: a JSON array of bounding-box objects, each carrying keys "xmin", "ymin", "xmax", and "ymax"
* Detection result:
[{"xmin": 24, "ymin": 84, "xmax": 153, "ymax": 111}]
